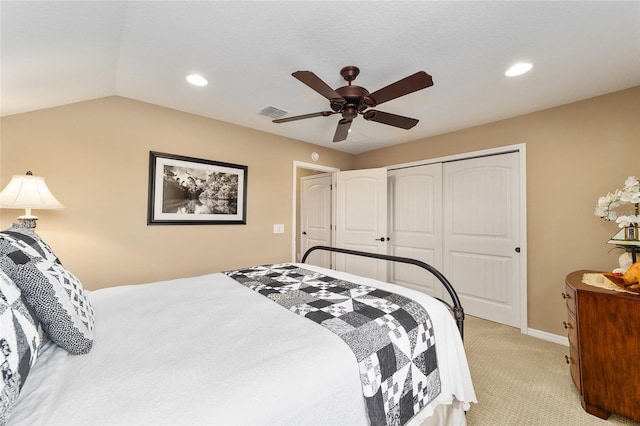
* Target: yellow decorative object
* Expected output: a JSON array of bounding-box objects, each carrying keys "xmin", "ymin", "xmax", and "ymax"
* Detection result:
[{"xmin": 622, "ymin": 261, "xmax": 640, "ymax": 285}]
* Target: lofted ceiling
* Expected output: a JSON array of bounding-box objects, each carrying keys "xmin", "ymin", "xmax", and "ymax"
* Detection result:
[{"xmin": 1, "ymin": 1, "xmax": 639, "ymax": 155}]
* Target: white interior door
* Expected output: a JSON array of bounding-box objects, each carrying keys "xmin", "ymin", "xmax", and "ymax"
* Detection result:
[
  {"xmin": 443, "ymin": 152, "xmax": 521, "ymax": 327},
  {"xmin": 388, "ymin": 164, "xmax": 443, "ymax": 298},
  {"xmin": 335, "ymin": 168, "xmax": 387, "ymax": 280},
  {"xmin": 300, "ymin": 174, "xmax": 332, "ymax": 268}
]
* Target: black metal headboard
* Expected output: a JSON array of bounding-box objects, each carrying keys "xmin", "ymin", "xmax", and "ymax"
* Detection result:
[{"xmin": 301, "ymin": 245, "xmax": 464, "ymax": 340}]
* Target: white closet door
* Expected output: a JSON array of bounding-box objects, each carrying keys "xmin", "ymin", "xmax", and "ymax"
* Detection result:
[
  {"xmin": 300, "ymin": 174, "xmax": 332, "ymax": 268},
  {"xmin": 335, "ymin": 168, "xmax": 388, "ymax": 280},
  {"xmin": 443, "ymin": 152, "xmax": 520, "ymax": 327},
  {"xmin": 388, "ymin": 164, "xmax": 443, "ymax": 298}
]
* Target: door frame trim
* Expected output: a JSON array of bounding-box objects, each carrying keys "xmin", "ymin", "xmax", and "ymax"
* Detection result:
[
  {"xmin": 292, "ymin": 161, "xmax": 340, "ymax": 263},
  {"xmin": 387, "ymin": 143, "xmax": 528, "ymax": 334}
]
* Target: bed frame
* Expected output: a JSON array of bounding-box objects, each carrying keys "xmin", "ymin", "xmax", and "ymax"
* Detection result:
[{"xmin": 301, "ymin": 245, "xmax": 465, "ymax": 340}]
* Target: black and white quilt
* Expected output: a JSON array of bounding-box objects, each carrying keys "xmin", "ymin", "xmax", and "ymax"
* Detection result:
[{"xmin": 225, "ymin": 263, "xmax": 441, "ymax": 426}]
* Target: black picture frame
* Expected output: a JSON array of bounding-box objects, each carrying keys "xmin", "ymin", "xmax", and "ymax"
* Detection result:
[{"xmin": 147, "ymin": 151, "xmax": 247, "ymax": 225}]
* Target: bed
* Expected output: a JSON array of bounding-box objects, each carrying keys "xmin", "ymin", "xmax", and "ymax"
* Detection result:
[{"xmin": 0, "ymin": 226, "xmax": 475, "ymax": 426}]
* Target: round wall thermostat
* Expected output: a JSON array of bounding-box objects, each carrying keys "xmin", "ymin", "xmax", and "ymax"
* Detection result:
[{"xmin": 311, "ymin": 152, "xmax": 319, "ymax": 161}]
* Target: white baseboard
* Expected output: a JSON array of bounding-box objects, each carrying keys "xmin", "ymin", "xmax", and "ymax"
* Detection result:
[{"xmin": 526, "ymin": 328, "xmax": 569, "ymax": 346}]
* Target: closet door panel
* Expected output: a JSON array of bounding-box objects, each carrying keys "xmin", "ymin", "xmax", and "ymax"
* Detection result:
[
  {"xmin": 443, "ymin": 153, "xmax": 520, "ymax": 327},
  {"xmin": 388, "ymin": 164, "xmax": 443, "ymax": 297},
  {"xmin": 335, "ymin": 168, "xmax": 388, "ymax": 280}
]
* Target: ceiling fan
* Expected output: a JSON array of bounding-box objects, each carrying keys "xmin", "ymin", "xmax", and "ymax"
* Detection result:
[{"xmin": 273, "ymin": 66, "xmax": 433, "ymax": 142}]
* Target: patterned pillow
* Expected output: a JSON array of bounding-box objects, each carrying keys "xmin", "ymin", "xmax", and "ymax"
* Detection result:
[
  {"xmin": 0, "ymin": 269, "xmax": 41, "ymax": 424},
  {"xmin": 0, "ymin": 227, "xmax": 94, "ymax": 355}
]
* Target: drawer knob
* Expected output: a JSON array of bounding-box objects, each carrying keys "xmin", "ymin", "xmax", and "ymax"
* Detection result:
[
  {"xmin": 565, "ymin": 355, "xmax": 572, "ymax": 364},
  {"xmin": 562, "ymin": 292, "xmax": 570, "ymax": 300},
  {"xmin": 563, "ymin": 321, "xmax": 572, "ymax": 329}
]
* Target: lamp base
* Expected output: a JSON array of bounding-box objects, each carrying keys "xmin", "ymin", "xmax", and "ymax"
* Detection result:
[{"xmin": 17, "ymin": 215, "xmax": 38, "ymax": 229}]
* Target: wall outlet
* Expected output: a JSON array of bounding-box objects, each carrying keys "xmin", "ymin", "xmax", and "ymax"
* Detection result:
[{"xmin": 273, "ymin": 224, "xmax": 285, "ymax": 234}]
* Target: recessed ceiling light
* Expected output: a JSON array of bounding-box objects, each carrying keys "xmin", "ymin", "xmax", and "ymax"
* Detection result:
[
  {"xmin": 505, "ymin": 62, "xmax": 533, "ymax": 77},
  {"xmin": 186, "ymin": 74, "xmax": 208, "ymax": 86}
]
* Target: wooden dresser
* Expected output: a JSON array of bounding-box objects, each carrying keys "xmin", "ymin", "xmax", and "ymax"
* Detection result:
[{"xmin": 563, "ymin": 270, "xmax": 640, "ymax": 421}]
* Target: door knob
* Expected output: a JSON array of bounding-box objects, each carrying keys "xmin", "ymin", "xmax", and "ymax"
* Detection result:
[{"xmin": 302, "ymin": 231, "xmax": 307, "ymax": 235}]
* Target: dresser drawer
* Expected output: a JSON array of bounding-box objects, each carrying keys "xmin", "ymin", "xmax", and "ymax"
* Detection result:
[
  {"xmin": 567, "ymin": 345, "xmax": 581, "ymax": 392},
  {"xmin": 564, "ymin": 314, "xmax": 578, "ymax": 348},
  {"xmin": 563, "ymin": 283, "xmax": 577, "ymax": 315}
]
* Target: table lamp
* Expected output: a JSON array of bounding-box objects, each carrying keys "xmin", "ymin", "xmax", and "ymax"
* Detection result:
[{"xmin": 0, "ymin": 171, "xmax": 65, "ymax": 229}]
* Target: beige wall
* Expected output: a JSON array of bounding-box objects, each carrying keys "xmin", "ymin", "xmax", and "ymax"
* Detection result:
[
  {"xmin": 354, "ymin": 86, "xmax": 640, "ymax": 335},
  {"xmin": 1, "ymin": 88, "xmax": 638, "ymax": 336},
  {"xmin": 0, "ymin": 96, "xmax": 354, "ymax": 288}
]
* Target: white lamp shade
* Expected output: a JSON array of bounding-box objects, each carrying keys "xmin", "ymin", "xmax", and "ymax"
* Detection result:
[{"xmin": 0, "ymin": 173, "xmax": 65, "ymax": 210}]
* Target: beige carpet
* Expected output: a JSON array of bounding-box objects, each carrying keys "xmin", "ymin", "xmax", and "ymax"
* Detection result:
[{"xmin": 463, "ymin": 316, "xmax": 639, "ymax": 425}]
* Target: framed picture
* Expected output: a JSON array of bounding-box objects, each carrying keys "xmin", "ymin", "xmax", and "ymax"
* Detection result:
[{"xmin": 147, "ymin": 151, "xmax": 247, "ymax": 225}]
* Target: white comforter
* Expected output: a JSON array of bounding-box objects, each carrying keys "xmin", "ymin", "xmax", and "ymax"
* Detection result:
[{"xmin": 10, "ymin": 263, "xmax": 475, "ymax": 425}]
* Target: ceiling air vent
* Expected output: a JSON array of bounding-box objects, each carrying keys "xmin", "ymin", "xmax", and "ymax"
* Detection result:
[{"xmin": 260, "ymin": 106, "xmax": 288, "ymax": 120}]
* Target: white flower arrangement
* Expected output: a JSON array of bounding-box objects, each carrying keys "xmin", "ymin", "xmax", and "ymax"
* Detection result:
[{"xmin": 594, "ymin": 176, "xmax": 640, "ymax": 227}]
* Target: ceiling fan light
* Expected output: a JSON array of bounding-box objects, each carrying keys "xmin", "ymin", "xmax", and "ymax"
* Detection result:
[
  {"xmin": 505, "ymin": 63, "xmax": 533, "ymax": 77},
  {"xmin": 186, "ymin": 74, "xmax": 208, "ymax": 86}
]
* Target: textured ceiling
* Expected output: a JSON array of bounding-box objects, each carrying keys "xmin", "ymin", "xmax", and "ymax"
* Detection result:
[{"xmin": 1, "ymin": 1, "xmax": 639, "ymax": 154}]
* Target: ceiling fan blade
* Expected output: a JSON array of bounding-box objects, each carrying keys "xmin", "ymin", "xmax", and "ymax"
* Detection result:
[
  {"xmin": 333, "ymin": 119, "xmax": 352, "ymax": 142},
  {"xmin": 272, "ymin": 111, "xmax": 335, "ymax": 123},
  {"xmin": 292, "ymin": 71, "xmax": 345, "ymax": 104},
  {"xmin": 363, "ymin": 110, "xmax": 419, "ymax": 129},
  {"xmin": 366, "ymin": 71, "xmax": 433, "ymax": 106}
]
